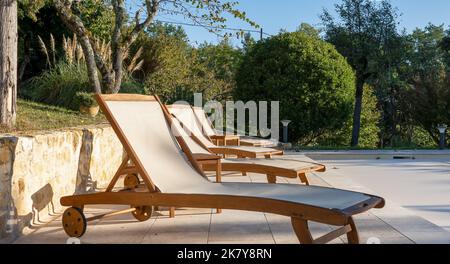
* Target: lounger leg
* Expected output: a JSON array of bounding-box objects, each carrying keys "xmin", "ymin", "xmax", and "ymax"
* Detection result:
[
  {"xmin": 298, "ymin": 173, "xmax": 310, "ymax": 185},
  {"xmin": 216, "ymin": 160, "xmax": 222, "ymax": 214},
  {"xmin": 236, "ymin": 155, "xmax": 247, "ymax": 176},
  {"xmin": 169, "ymin": 207, "xmax": 175, "ymax": 218},
  {"xmin": 292, "ymin": 217, "xmax": 360, "ymax": 244},
  {"xmin": 267, "ymin": 174, "xmax": 277, "ymax": 184},
  {"xmin": 215, "ymin": 160, "xmax": 222, "ymax": 183},
  {"xmin": 291, "ymin": 218, "xmax": 314, "ymax": 244},
  {"xmin": 264, "ymin": 154, "xmax": 272, "ymax": 159},
  {"xmin": 346, "ymin": 217, "xmax": 359, "ymax": 244}
]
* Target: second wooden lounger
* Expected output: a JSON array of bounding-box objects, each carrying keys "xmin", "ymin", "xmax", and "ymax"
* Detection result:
[
  {"xmin": 60, "ymin": 94, "xmax": 385, "ymax": 244},
  {"xmin": 170, "ymin": 115, "xmax": 326, "ymax": 185}
]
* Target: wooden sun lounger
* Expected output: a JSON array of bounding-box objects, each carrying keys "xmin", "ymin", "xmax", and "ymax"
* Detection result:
[
  {"xmin": 60, "ymin": 94, "xmax": 385, "ymax": 244},
  {"xmin": 191, "ymin": 106, "xmax": 279, "ymax": 147},
  {"xmin": 170, "ymin": 115, "xmax": 325, "ymax": 185},
  {"xmin": 168, "ymin": 104, "xmax": 284, "ymax": 158}
]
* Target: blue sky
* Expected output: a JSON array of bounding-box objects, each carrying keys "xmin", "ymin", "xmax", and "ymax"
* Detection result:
[{"xmin": 127, "ymin": 0, "xmax": 450, "ymax": 45}]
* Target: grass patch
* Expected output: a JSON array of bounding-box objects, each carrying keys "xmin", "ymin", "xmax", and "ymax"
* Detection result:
[{"xmin": 0, "ymin": 99, "xmax": 106, "ymax": 134}]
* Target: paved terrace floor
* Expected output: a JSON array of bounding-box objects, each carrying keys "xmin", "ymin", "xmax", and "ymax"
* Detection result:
[{"xmin": 15, "ymin": 154, "xmax": 450, "ymax": 244}]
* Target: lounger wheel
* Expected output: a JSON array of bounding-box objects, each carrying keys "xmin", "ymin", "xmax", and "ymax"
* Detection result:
[
  {"xmin": 124, "ymin": 173, "xmax": 140, "ymax": 189},
  {"xmin": 62, "ymin": 207, "xmax": 87, "ymax": 238},
  {"xmin": 131, "ymin": 205, "xmax": 153, "ymax": 222}
]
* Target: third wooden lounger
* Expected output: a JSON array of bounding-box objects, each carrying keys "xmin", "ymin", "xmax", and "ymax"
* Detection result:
[
  {"xmin": 60, "ymin": 94, "xmax": 385, "ymax": 244},
  {"xmin": 192, "ymin": 106, "xmax": 279, "ymax": 147},
  {"xmin": 168, "ymin": 104, "xmax": 284, "ymax": 158}
]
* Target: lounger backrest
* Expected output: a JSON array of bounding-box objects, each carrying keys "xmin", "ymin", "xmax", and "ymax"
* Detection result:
[
  {"xmin": 168, "ymin": 105, "xmax": 216, "ymax": 149},
  {"xmin": 99, "ymin": 95, "xmax": 210, "ymax": 193},
  {"xmin": 172, "ymin": 117, "xmax": 211, "ymax": 155},
  {"xmin": 192, "ymin": 107, "xmax": 217, "ymax": 137}
]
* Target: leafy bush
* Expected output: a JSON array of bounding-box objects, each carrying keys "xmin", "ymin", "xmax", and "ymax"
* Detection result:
[
  {"xmin": 235, "ymin": 31, "xmax": 355, "ymax": 143},
  {"xmin": 23, "ymin": 62, "xmax": 90, "ymax": 110},
  {"xmin": 139, "ymin": 26, "xmax": 227, "ymax": 103},
  {"xmin": 74, "ymin": 92, "xmax": 98, "ymax": 107},
  {"xmin": 316, "ymin": 85, "xmax": 381, "ymax": 148},
  {"xmin": 196, "ymin": 39, "xmax": 244, "ymax": 99}
]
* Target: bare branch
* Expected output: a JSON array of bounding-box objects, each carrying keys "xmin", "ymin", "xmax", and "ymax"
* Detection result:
[{"xmin": 123, "ymin": 0, "xmax": 160, "ymax": 50}]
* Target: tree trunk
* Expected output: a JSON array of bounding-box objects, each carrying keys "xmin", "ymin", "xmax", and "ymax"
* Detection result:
[
  {"xmin": 111, "ymin": 48, "xmax": 123, "ymax": 94},
  {"xmin": 351, "ymin": 78, "xmax": 365, "ymax": 147},
  {"xmin": 0, "ymin": 0, "xmax": 18, "ymax": 129},
  {"xmin": 18, "ymin": 32, "xmax": 31, "ymax": 82},
  {"xmin": 110, "ymin": 0, "xmax": 125, "ymax": 94},
  {"xmin": 53, "ymin": 0, "xmax": 102, "ymax": 94},
  {"xmin": 78, "ymin": 35, "xmax": 102, "ymax": 94}
]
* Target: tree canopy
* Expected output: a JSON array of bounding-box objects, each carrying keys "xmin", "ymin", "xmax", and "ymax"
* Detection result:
[
  {"xmin": 322, "ymin": 0, "xmax": 401, "ymax": 146},
  {"xmin": 51, "ymin": 0, "xmax": 257, "ymax": 94},
  {"xmin": 235, "ymin": 31, "xmax": 356, "ymax": 143}
]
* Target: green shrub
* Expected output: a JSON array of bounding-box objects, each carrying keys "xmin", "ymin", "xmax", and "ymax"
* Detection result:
[
  {"xmin": 410, "ymin": 127, "xmax": 436, "ymax": 148},
  {"xmin": 23, "ymin": 62, "xmax": 90, "ymax": 110},
  {"xmin": 316, "ymin": 85, "xmax": 381, "ymax": 148},
  {"xmin": 235, "ymin": 31, "xmax": 355, "ymax": 143},
  {"xmin": 142, "ymin": 46, "xmax": 227, "ymax": 104},
  {"xmin": 74, "ymin": 92, "xmax": 98, "ymax": 107}
]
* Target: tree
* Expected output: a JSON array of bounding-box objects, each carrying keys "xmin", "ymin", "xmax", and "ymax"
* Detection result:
[
  {"xmin": 402, "ymin": 25, "xmax": 450, "ymax": 144},
  {"xmin": 52, "ymin": 0, "xmax": 256, "ymax": 94},
  {"xmin": 140, "ymin": 24, "xmax": 228, "ymax": 103},
  {"xmin": 235, "ymin": 32, "xmax": 355, "ymax": 143},
  {"xmin": 197, "ymin": 39, "xmax": 243, "ymax": 99},
  {"xmin": 17, "ymin": 1, "xmax": 113, "ymax": 83},
  {"xmin": 18, "ymin": 0, "xmax": 46, "ymax": 21},
  {"xmin": 316, "ymin": 85, "xmax": 381, "ymax": 148},
  {"xmin": 439, "ymin": 28, "xmax": 450, "ymax": 70},
  {"xmin": 0, "ymin": 0, "xmax": 18, "ymax": 128},
  {"xmin": 321, "ymin": 0, "xmax": 401, "ymax": 146},
  {"xmin": 296, "ymin": 23, "xmax": 321, "ymax": 38},
  {"xmin": 53, "ymin": 0, "xmax": 102, "ymax": 93}
]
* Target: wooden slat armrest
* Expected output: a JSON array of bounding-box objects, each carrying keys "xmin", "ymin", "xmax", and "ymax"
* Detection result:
[
  {"xmin": 192, "ymin": 153, "xmax": 222, "ymax": 162},
  {"xmin": 192, "ymin": 154, "xmax": 223, "ymax": 184},
  {"xmin": 210, "ymin": 135, "xmax": 240, "ymax": 140}
]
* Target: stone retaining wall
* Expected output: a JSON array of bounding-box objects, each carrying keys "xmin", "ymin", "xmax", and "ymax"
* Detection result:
[{"xmin": 0, "ymin": 125, "xmax": 123, "ymax": 242}]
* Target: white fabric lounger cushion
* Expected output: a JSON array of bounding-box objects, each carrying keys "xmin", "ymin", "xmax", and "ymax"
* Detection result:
[
  {"xmin": 192, "ymin": 107, "xmax": 217, "ymax": 137},
  {"xmin": 210, "ymin": 145, "xmax": 279, "ymax": 153},
  {"xmin": 106, "ymin": 101, "xmax": 371, "ymax": 211},
  {"xmin": 240, "ymin": 137, "xmax": 279, "ymax": 147}
]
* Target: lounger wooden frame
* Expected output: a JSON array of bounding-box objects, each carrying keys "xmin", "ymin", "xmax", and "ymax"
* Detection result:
[
  {"xmin": 60, "ymin": 93, "xmax": 385, "ymax": 244},
  {"xmin": 201, "ymin": 161, "xmax": 325, "ymax": 185},
  {"xmin": 210, "ymin": 135, "xmax": 241, "ymax": 146}
]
